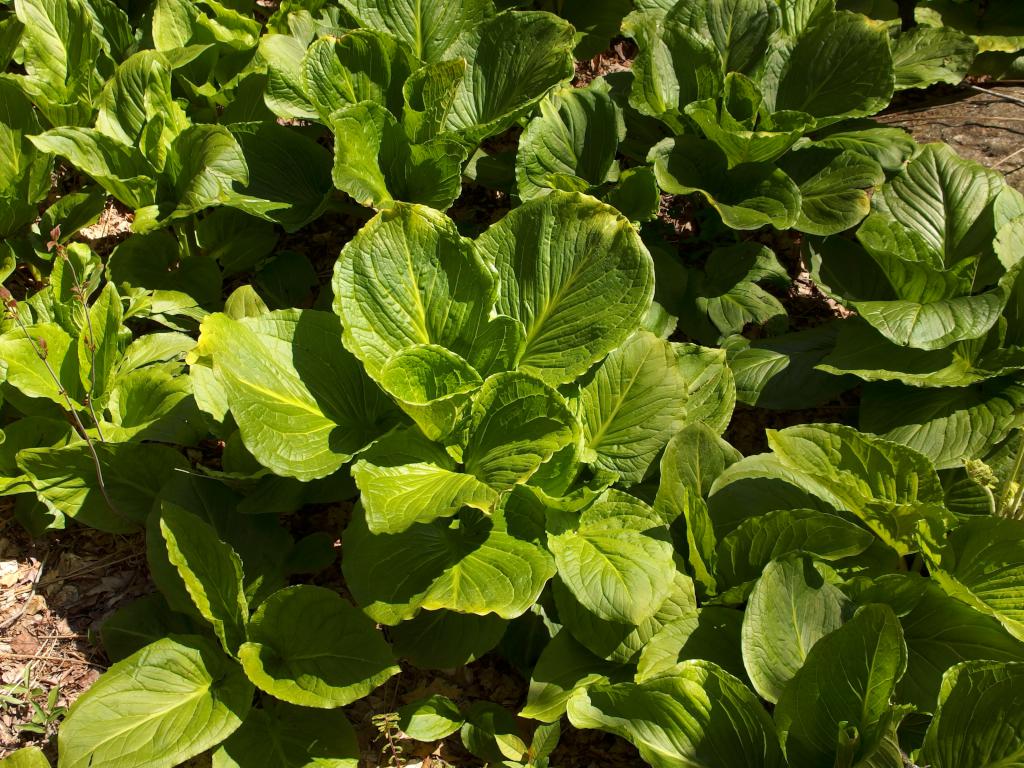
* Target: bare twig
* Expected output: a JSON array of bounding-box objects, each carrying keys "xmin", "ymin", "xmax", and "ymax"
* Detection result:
[
  {"xmin": 966, "ymin": 84, "xmax": 1024, "ymax": 108},
  {"xmin": 0, "ymin": 653, "xmax": 105, "ymax": 668},
  {"xmin": 39, "ymin": 552, "xmax": 143, "ymax": 587},
  {"xmin": 994, "ymin": 145, "xmax": 1024, "ymax": 168}
]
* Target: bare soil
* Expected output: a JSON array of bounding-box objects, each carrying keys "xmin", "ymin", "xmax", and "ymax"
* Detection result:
[{"xmin": 878, "ymin": 84, "xmax": 1024, "ymax": 190}]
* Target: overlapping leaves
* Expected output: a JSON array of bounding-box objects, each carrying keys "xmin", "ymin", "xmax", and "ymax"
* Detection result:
[{"xmin": 2, "ymin": 2, "xmax": 1024, "ymax": 768}]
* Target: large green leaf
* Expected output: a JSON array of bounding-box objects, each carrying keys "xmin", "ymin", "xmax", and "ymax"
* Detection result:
[
  {"xmin": 343, "ymin": 505, "xmax": 555, "ymax": 624},
  {"xmin": 28, "ymin": 128, "xmax": 157, "ymax": 209},
  {"xmin": 159, "ymin": 504, "xmax": 248, "ymax": 654},
  {"xmin": 650, "ymin": 136, "xmax": 801, "ymax": 230},
  {"xmin": 578, "ymin": 331, "xmax": 689, "ymax": 483},
  {"xmin": 515, "ymin": 78, "xmax": 624, "ymax": 200},
  {"xmin": 0, "ymin": 418, "xmax": 74, "ymax": 497},
  {"xmin": 774, "ymin": 604, "xmax": 907, "ymax": 768},
  {"xmin": 107, "ymin": 230, "xmax": 220, "ymax": 308},
  {"xmin": 352, "ymin": 427, "xmax": 498, "ymax": 534},
  {"xmin": 14, "ymin": 0, "xmax": 104, "ymax": 126},
  {"xmin": 0, "ymin": 78, "xmax": 51, "ymax": 237},
  {"xmin": 226, "ymin": 122, "xmax": 334, "ymax": 232},
  {"xmin": 521, "ymin": 630, "xmax": 628, "ymax": 723},
  {"xmin": 333, "ymin": 203, "xmax": 495, "ymax": 379},
  {"xmin": 603, "ymin": 165, "xmax": 661, "ymax": 223},
  {"xmin": 461, "ymin": 701, "xmax": 529, "ymax": 764},
  {"xmin": 567, "ymin": 662, "xmax": 785, "ymax": 768},
  {"xmin": 684, "ymin": 96, "xmax": 813, "ymax": 168},
  {"xmin": 301, "ymin": 30, "xmax": 413, "ymax": 121},
  {"xmin": 677, "ymin": 343, "xmax": 736, "ymax": 435},
  {"xmin": 549, "ymin": 491, "xmax": 675, "ymax": 625},
  {"xmin": 94, "ymin": 50, "xmax": 188, "ymax": 153},
  {"xmin": 849, "ymin": 575, "xmax": 1024, "ymax": 713},
  {"xmin": 667, "ymin": 0, "xmax": 780, "ymax": 75},
  {"xmin": 674, "ymin": 241, "xmax": 789, "ymax": 344},
  {"xmin": 779, "ymin": 147, "xmax": 884, "ymax": 236},
  {"xmin": 389, "ymin": 610, "xmax": 506, "ymax": 669},
  {"xmin": 330, "ymin": 101, "xmax": 467, "ymax": 210},
  {"xmin": 775, "ymin": 0, "xmax": 833, "ymax": 37},
  {"xmin": 260, "ymin": 34, "xmax": 318, "ymax": 120},
  {"xmin": 102, "ymin": 367, "xmax": 205, "ymax": 445},
  {"xmin": 158, "ymin": 124, "xmax": 249, "ymax": 227},
  {"xmin": 17, "ymin": 442, "xmax": 189, "ymax": 533},
  {"xmin": 77, "ymin": 282, "xmax": 122, "ymax": 406},
  {"xmin": 622, "ymin": 10, "xmax": 723, "ymax": 133},
  {"xmin": 0, "ymin": 748, "xmax": 49, "ymax": 768},
  {"xmin": 238, "ymin": 585, "xmax": 399, "ymax": 708},
  {"xmin": 58, "ymin": 636, "xmax": 253, "ymax": 768},
  {"xmin": 805, "ymin": 119, "xmax": 916, "ymax": 173},
  {"xmin": 0, "ymin": 14, "xmax": 23, "ymax": 70},
  {"xmin": 193, "ymin": 310, "xmax": 399, "ymax": 481},
  {"xmin": 727, "ymin": 322, "xmax": 858, "ymax": 409},
  {"xmin": 711, "ymin": 423, "xmax": 949, "ymax": 554},
  {"xmin": 215, "ymin": 699, "xmax": 359, "ymax": 768},
  {"xmin": 850, "ymin": 277, "xmax": 1022, "ymax": 353},
  {"xmin": 147, "ymin": 475, "xmax": 295, "ymax": 613},
  {"xmin": 655, "ymin": 423, "xmax": 741, "ymax": 595},
  {"xmin": 860, "ymin": 379, "xmax": 1024, "ymax": 470},
  {"xmin": 877, "ymin": 143, "xmax": 1004, "ymax": 265},
  {"xmin": 463, "ymin": 371, "xmax": 579, "ymax": 489},
  {"xmin": 636, "ymin": 607, "xmax": 746, "ymax": 683},
  {"xmin": 741, "ymin": 556, "xmax": 851, "ymax": 703},
  {"xmin": 441, "ymin": 11, "xmax": 575, "ymax": 143},
  {"xmin": 378, "ymin": 344, "xmax": 481, "ymax": 441},
  {"xmin": 0, "ymin": 322, "xmax": 84, "ymax": 407},
  {"xmin": 341, "ymin": 0, "xmax": 492, "ymax": 63},
  {"xmin": 554, "ymin": 568, "xmax": 697, "ymax": 666},
  {"xmin": 919, "ymin": 661, "xmax": 1024, "ymax": 768},
  {"xmin": 717, "ymin": 508, "xmax": 873, "ymax": 590},
  {"xmin": 399, "ymin": 57, "xmax": 467, "ymax": 143},
  {"xmin": 476, "ymin": 192, "xmax": 654, "ymax": 385},
  {"xmin": 892, "ymin": 25, "xmax": 977, "ymax": 90},
  {"xmin": 770, "ymin": 10, "xmax": 894, "ymax": 121},
  {"xmin": 99, "ymin": 593, "xmax": 201, "ymax": 663},
  {"xmin": 817, "ymin": 318, "xmax": 1024, "ymax": 388},
  {"xmin": 921, "ymin": 516, "xmax": 1024, "ymax": 643},
  {"xmin": 397, "ymin": 694, "xmax": 464, "ymax": 741}
]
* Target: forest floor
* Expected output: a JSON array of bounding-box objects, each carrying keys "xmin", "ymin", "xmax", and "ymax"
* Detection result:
[{"xmin": 2, "ymin": 55, "xmax": 1024, "ymax": 768}]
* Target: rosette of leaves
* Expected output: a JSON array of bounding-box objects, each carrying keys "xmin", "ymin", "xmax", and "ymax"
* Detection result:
[
  {"xmin": 625, "ymin": 0, "xmax": 898, "ymax": 232},
  {"xmin": 521, "ymin": 420, "xmax": 1024, "ymax": 768},
  {"xmin": 815, "ymin": 144, "xmax": 1024, "ymax": 351},
  {"xmin": 914, "ymin": 0, "xmax": 1023, "ymax": 79},
  {"xmin": 810, "ymin": 143, "xmax": 1024, "ymax": 469},
  {"xmin": 29, "ymin": 51, "xmax": 249, "ymax": 233},
  {"xmin": 258, "ymin": 6, "xmax": 577, "ymax": 211},
  {"xmin": 841, "ymin": 1, "xmax": 979, "ymax": 91},
  {"xmin": 0, "ymin": 245, "xmax": 208, "ymax": 535},
  {"xmin": 149, "ymin": 0, "xmax": 264, "ymax": 114},
  {"xmin": 192, "ymin": 192, "xmax": 735, "ymax": 653},
  {"xmin": 514, "ymin": 78, "xmax": 661, "ymax": 222},
  {"xmin": 10, "ymin": 0, "xmax": 128, "ymax": 127},
  {"xmin": 52, "ymin": 496, "xmax": 391, "ymax": 767}
]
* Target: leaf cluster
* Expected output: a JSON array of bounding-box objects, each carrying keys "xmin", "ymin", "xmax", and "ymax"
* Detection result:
[{"xmin": 2, "ymin": 1, "xmax": 1024, "ymax": 767}]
